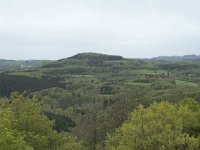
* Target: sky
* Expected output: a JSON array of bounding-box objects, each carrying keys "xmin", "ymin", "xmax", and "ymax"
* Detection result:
[{"xmin": 0, "ymin": 0, "xmax": 200, "ymax": 60}]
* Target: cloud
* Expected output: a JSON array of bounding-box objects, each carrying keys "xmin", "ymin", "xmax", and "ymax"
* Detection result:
[{"xmin": 0, "ymin": 0, "xmax": 200, "ymax": 59}]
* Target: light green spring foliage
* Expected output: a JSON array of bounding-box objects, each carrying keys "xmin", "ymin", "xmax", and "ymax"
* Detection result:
[
  {"xmin": 0, "ymin": 93, "xmax": 83, "ymax": 150},
  {"xmin": 0, "ymin": 108, "xmax": 32, "ymax": 150},
  {"xmin": 178, "ymin": 98, "xmax": 200, "ymax": 137},
  {"xmin": 106, "ymin": 100, "xmax": 200, "ymax": 150}
]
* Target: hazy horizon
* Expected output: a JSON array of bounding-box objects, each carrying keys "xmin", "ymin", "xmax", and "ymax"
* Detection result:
[
  {"xmin": 1, "ymin": 0, "xmax": 200, "ymax": 60},
  {"xmin": 1, "ymin": 52, "xmax": 200, "ymax": 61}
]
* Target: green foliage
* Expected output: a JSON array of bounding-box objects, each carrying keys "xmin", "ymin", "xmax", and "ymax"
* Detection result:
[
  {"xmin": 178, "ymin": 98, "xmax": 200, "ymax": 136},
  {"xmin": 1, "ymin": 53, "xmax": 200, "ymax": 149},
  {"xmin": 0, "ymin": 93, "xmax": 83, "ymax": 150},
  {"xmin": 0, "ymin": 74, "xmax": 65, "ymax": 96},
  {"xmin": 100, "ymin": 84, "xmax": 119, "ymax": 94},
  {"xmin": 150, "ymin": 78, "xmax": 176, "ymax": 90},
  {"xmin": 44, "ymin": 111, "xmax": 75, "ymax": 132},
  {"xmin": 0, "ymin": 108, "xmax": 32, "ymax": 150},
  {"xmin": 106, "ymin": 101, "xmax": 200, "ymax": 150}
]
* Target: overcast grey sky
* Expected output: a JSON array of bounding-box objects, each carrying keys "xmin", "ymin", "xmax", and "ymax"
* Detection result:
[{"xmin": 0, "ymin": 0, "xmax": 200, "ymax": 59}]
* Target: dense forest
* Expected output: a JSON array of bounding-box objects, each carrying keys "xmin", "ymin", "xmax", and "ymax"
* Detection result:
[{"xmin": 0, "ymin": 53, "xmax": 199, "ymax": 150}]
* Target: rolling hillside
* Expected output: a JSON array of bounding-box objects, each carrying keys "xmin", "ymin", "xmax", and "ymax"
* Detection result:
[{"xmin": 0, "ymin": 53, "xmax": 200, "ymax": 149}]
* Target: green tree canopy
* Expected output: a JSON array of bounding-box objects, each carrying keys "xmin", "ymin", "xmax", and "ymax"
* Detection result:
[
  {"xmin": 0, "ymin": 93, "xmax": 83, "ymax": 150},
  {"xmin": 106, "ymin": 100, "xmax": 200, "ymax": 150}
]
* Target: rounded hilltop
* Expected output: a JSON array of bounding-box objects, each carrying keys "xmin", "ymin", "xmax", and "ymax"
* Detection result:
[{"xmin": 59, "ymin": 52, "xmax": 124, "ymax": 61}]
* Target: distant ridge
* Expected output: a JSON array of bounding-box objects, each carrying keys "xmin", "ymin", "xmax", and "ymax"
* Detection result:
[
  {"xmin": 152, "ymin": 54, "xmax": 200, "ymax": 61},
  {"xmin": 0, "ymin": 60, "xmax": 50, "ymax": 73}
]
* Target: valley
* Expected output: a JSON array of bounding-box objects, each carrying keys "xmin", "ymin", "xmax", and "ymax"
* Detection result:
[{"xmin": 0, "ymin": 53, "xmax": 199, "ymax": 149}]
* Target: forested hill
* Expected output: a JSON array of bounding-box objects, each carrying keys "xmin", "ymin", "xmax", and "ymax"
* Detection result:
[
  {"xmin": 66, "ymin": 52, "xmax": 123, "ymax": 60},
  {"xmin": 0, "ymin": 59, "xmax": 50, "ymax": 72},
  {"xmin": 0, "ymin": 52, "xmax": 200, "ymax": 149},
  {"xmin": 1, "ymin": 52, "xmax": 200, "ymax": 97}
]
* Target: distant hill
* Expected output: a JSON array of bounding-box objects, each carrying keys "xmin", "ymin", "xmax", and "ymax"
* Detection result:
[
  {"xmin": 57, "ymin": 52, "xmax": 124, "ymax": 66},
  {"xmin": 152, "ymin": 54, "xmax": 200, "ymax": 62},
  {"xmin": 0, "ymin": 52, "xmax": 200, "ymax": 102},
  {"xmin": 60, "ymin": 52, "xmax": 124, "ymax": 61},
  {"xmin": 0, "ymin": 59, "xmax": 51, "ymax": 73}
]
